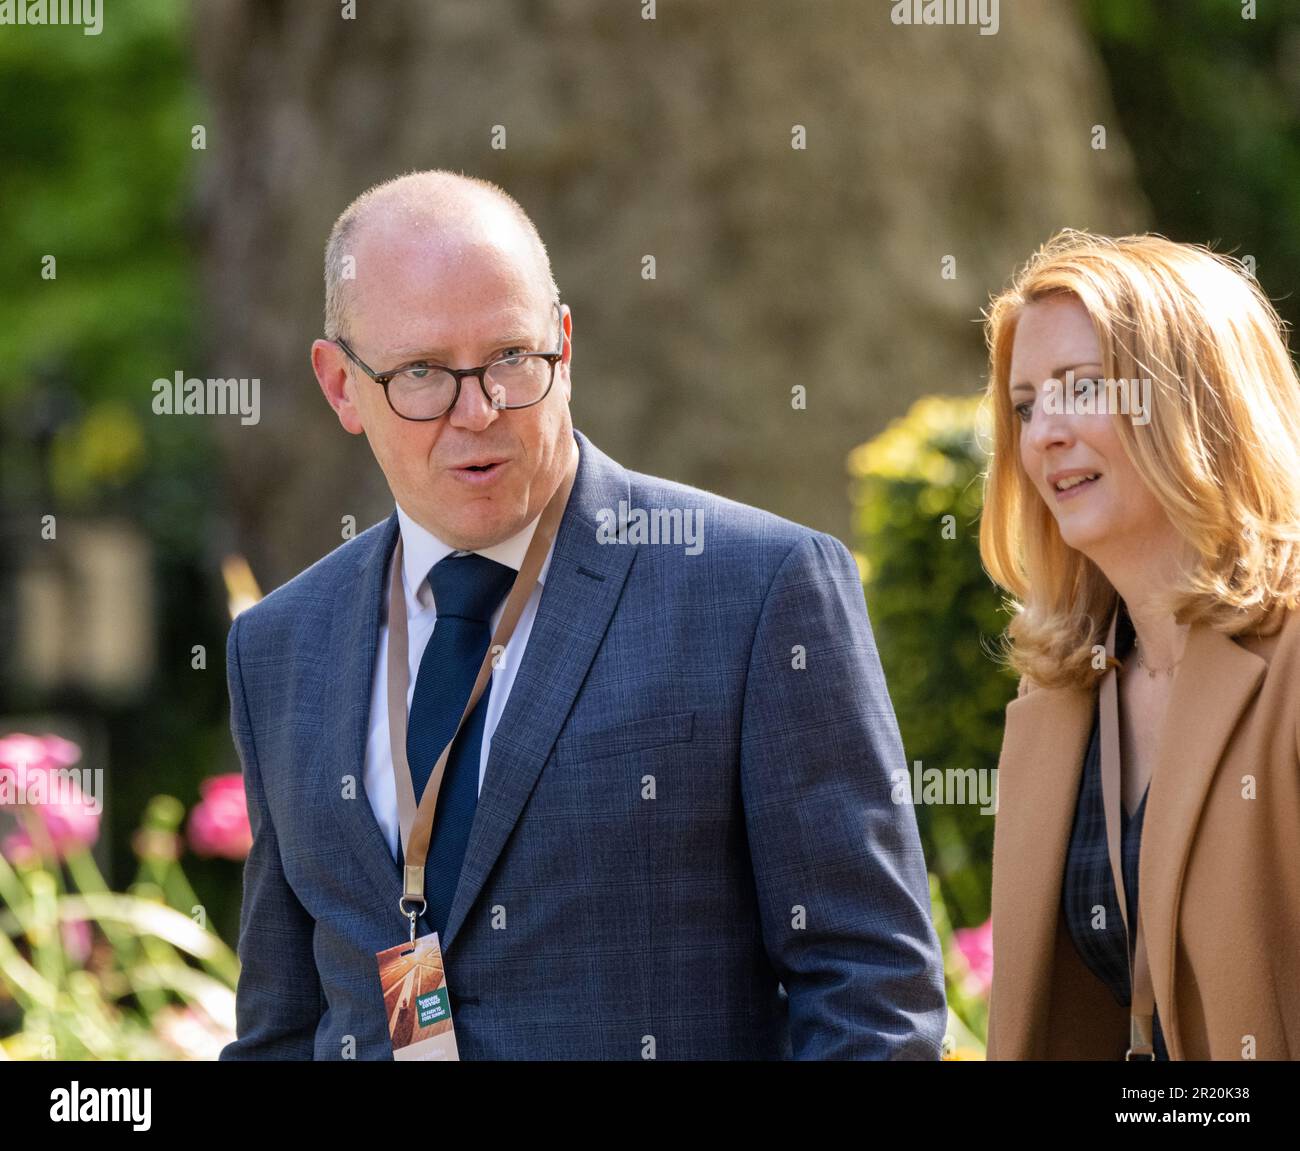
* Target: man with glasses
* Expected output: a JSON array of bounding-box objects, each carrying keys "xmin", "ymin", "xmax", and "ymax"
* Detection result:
[{"xmin": 221, "ymin": 169, "xmax": 946, "ymax": 1061}]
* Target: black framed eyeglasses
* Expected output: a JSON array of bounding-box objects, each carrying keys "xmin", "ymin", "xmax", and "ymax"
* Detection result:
[{"xmin": 333, "ymin": 301, "xmax": 564, "ymax": 421}]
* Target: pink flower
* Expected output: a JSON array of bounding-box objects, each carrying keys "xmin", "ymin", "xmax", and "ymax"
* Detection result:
[
  {"xmin": 1, "ymin": 829, "xmax": 38, "ymax": 865},
  {"xmin": 0, "ymin": 734, "xmax": 99, "ymax": 860},
  {"xmin": 61, "ymin": 918, "xmax": 93, "ymax": 966},
  {"xmin": 187, "ymin": 774, "xmax": 251, "ymax": 860},
  {"xmin": 154, "ymin": 1003, "xmax": 235, "ymax": 1061},
  {"xmin": 953, "ymin": 917, "xmax": 993, "ymax": 997},
  {"xmin": 0, "ymin": 733, "xmax": 82, "ymax": 775}
]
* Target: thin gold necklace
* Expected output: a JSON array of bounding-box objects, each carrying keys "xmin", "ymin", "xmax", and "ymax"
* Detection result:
[{"xmin": 1134, "ymin": 638, "xmax": 1182, "ymax": 677}]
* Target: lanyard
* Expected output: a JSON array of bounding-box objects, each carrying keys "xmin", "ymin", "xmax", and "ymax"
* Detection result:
[
  {"xmin": 386, "ymin": 449, "xmax": 578, "ymax": 942},
  {"xmin": 1099, "ymin": 601, "xmax": 1157, "ymax": 1059}
]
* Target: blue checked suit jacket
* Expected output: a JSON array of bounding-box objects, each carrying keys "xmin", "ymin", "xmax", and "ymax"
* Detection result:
[{"xmin": 220, "ymin": 426, "xmax": 947, "ymax": 1060}]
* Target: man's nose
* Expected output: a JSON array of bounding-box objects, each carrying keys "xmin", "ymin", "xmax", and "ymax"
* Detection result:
[{"xmin": 446, "ymin": 371, "xmax": 499, "ymax": 430}]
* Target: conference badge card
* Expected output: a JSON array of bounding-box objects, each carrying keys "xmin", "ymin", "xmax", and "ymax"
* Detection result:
[{"xmin": 375, "ymin": 931, "xmax": 461, "ymax": 1060}]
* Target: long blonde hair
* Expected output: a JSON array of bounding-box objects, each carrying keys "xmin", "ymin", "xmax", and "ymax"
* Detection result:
[{"xmin": 979, "ymin": 229, "xmax": 1300, "ymax": 690}]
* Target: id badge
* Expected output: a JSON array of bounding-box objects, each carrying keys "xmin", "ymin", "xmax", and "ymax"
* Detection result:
[{"xmin": 375, "ymin": 931, "xmax": 461, "ymax": 1060}]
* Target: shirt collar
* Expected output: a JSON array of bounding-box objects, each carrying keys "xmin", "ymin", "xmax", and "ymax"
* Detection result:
[{"xmin": 394, "ymin": 491, "xmax": 562, "ymax": 614}]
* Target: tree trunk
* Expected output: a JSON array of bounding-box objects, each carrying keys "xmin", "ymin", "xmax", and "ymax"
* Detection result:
[{"xmin": 194, "ymin": 0, "xmax": 1146, "ymax": 588}]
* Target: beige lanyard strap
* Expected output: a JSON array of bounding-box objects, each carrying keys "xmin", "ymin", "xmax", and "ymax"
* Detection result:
[
  {"xmin": 1099, "ymin": 602, "xmax": 1157, "ymax": 1060},
  {"xmin": 386, "ymin": 450, "xmax": 578, "ymax": 934}
]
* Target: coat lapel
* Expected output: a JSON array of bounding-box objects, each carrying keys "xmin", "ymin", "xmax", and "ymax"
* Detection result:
[
  {"xmin": 319, "ymin": 512, "xmax": 405, "ymax": 905},
  {"xmin": 441, "ymin": 429, "xmax": 636, "ymax": 953},
  {"xmin": 991, "ymin": 618, "xmax": 1269, "ymax": 1060},
  {"xmin": 989, "ymin": 679, "xmax": 1094, "ymax": 1058},
  {"xmin": 1139, "ymin": 622, "xmax": 1266, "ymax": 1059}
]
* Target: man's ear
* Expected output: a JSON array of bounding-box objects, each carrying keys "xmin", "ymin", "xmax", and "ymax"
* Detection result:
[
  {"xmin": 312, "ymin": 339, "xmax": 365, "ymax": 435},
  {"xmin": 558, "ymin": 306, "xmax": 573, "ymax": 402}
]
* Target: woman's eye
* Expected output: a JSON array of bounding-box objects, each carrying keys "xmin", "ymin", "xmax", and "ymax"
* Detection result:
[
  {"xmin": 1072, "ymin": 376, "xmax": 1096, "ymax": 398},
  {"xmin": 1014, "ymin": 401, "xmax": 1032, "ymax": 423}
]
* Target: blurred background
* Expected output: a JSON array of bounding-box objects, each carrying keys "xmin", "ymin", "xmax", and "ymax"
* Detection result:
[{"xmin": 0, "ymin": 0, "xmax": 1297, "ymax": 1059}]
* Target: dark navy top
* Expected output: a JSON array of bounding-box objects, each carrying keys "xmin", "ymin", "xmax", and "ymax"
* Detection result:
[{"xmin": 1060, "ymin": 602, "xmax": 1170, "ymax": 1059}]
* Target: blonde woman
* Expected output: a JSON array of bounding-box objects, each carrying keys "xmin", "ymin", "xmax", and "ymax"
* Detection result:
[{"xmin": 979, "ymin": 230, "xmax": 1300, "ymax": 1060}]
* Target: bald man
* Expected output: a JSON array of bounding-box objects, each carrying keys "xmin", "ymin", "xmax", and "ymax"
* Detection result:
[{"xmin": 220, "ymin": 170, "xmax": 946, "ymax": 1061}]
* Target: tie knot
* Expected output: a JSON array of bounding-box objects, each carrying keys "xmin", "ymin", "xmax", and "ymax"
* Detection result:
[{"xmin": 428, "ymin": 552, "xmax": 517, "ymax": 623}]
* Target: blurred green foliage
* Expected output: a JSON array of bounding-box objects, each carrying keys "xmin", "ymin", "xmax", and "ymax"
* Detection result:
[
  {"xmin": 0, "ymin": 3, "xmax": 196, "ymax": 403},
  {"xmin": 849, "ymin": 395, "xmax": 1015, "ymax": 929},
  {"xmin": 1085, "ymin": 0, "xmax": 1300, "ymax": 337},
  {"xmin": 0, "ymin": 1, "xmax": 211, "ymax": 535}
]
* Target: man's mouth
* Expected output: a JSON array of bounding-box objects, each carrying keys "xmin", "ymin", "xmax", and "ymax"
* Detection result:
[{"xmin": 451, "ymin": 459, "xmax": 509, "ymax": 483}]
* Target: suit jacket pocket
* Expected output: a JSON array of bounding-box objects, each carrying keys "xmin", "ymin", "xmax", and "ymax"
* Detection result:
[{"xmin": 554, "ymin": 709, "xmax": 695, "ymax": 764}]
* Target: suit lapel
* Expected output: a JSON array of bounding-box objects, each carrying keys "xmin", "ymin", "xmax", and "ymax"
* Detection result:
[
  {"xmin": 319, "ymin": 512, "xmax": 405, "ymax": 905},
  {"xmin": 1139, "ymin": 622, "xmax": 1266, "ymax": 1059},
  {"xmin": 309, "ymin": 431, "xmax": 641, "ymax": 952},
  {"xmin": 990, "ymin": 680, "xmax": 1093, "ymax": 1058},
  {"xmin": 441, "ymin": 429, "xmax": 636, "ymax": 953}
]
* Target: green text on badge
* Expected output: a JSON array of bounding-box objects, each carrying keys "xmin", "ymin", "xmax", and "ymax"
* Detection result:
[{"xmin": 416, "ymin": 988, "xmax": 450, "ymax": 1028}]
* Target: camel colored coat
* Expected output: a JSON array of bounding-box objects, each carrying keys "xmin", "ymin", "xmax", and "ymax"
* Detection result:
[{"xmin": 986, "ymin": 605, "xmax": 1300, "ymax": 1060}]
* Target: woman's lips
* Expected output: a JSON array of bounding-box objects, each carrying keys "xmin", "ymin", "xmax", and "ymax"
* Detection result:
[{"xmin": 1053, "ymin": 474, "xmax": 1099, "ymax": 502}]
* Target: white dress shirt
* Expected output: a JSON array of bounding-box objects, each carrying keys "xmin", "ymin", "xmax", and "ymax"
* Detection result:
[{"xmin": 363, "ymin": 479, "xmax": 566, "ymax": 865}]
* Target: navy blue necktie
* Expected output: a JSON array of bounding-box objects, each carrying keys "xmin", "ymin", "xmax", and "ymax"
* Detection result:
[{"xmin": 401, "ymin": 551, "xmax": 516, "ymax": 941}]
